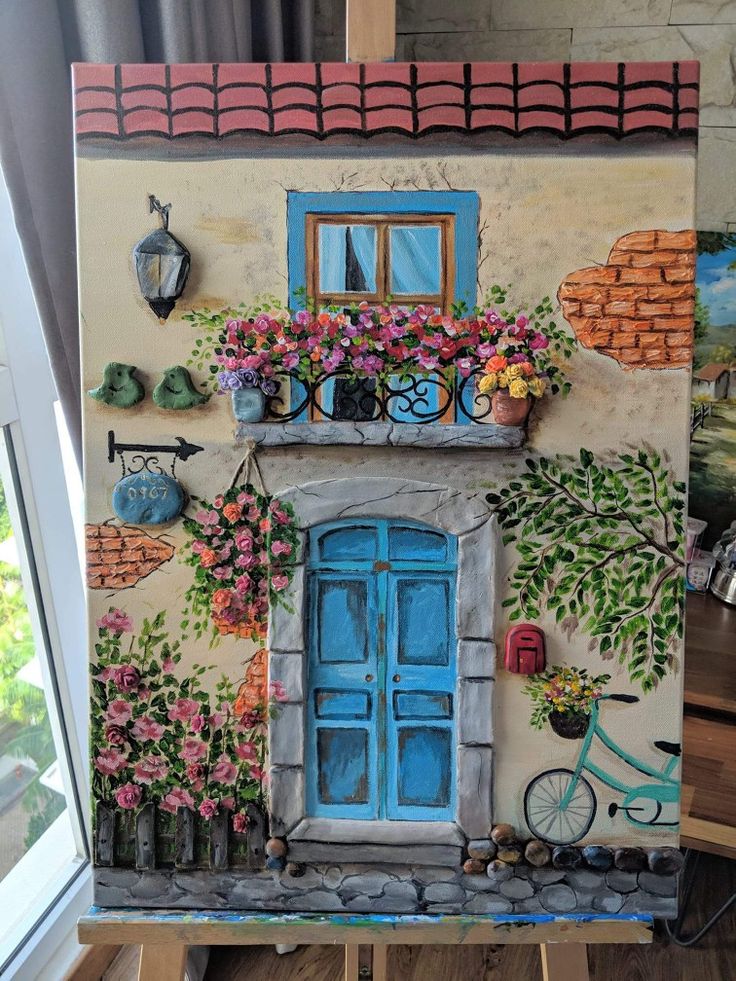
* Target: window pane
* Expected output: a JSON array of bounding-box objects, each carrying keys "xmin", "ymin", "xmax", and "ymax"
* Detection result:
[
  {"xmin": 319, "ymin": 224, "xmax": 377, "ymax": 293},
  {"xmin": 0, "ymin": 429, "xmax": 77, "ymax": 958},
  {"xmin": 390, "ymin": 225, "xmax": 441, "ymax": 295}
]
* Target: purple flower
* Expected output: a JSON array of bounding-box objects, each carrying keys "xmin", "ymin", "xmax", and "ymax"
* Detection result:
[
  {"xmin": 217, "ymin": 370, "xmax": 243, "ymax": 391},
  {"xmin": 529, "ymin": 333, "xmax": 550, "ymax": 350},
  {"xmin": 260, "ymin": 377, "xmax": 279, "ymax": 396},
  {"xmin": 282, "ymin": 352, "xmax": 299, "ymax": 370},
  {"xmin": 238, "ymin": 368, "xmax": 261, "ymax": 389}
]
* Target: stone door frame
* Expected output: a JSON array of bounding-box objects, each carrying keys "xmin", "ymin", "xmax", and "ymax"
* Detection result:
[{"xmin": 267, "ymin": 477, "xmax": 496, "ymax": 860}]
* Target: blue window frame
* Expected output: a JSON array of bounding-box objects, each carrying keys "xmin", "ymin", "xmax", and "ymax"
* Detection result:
[
  {"xmin": 287, "ymin": 191, "xmax": 479, "ymax": 424},
  {"xmin": 306, "ymin": 519, "xmax": 457, "ymax": 821}
]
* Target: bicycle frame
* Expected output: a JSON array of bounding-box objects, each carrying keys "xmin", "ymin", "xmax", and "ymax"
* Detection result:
[{"xmin": 559, "ymin": 698, "xmax": 680, "ymax": 811}]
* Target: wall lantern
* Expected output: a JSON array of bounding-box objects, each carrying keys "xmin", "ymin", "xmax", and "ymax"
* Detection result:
[{"xmin": 133, "ymin": 195, "xmax": 191, "ymax": 322}]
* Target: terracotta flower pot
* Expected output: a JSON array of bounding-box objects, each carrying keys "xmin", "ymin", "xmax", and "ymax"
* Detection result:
[
  {"xmin": 550, "ymin": 711, "xmax": 590, "ymax": 740},
  {"xmin": 491, "ymin": 391, "xmax": 532, "ymax": 426}
]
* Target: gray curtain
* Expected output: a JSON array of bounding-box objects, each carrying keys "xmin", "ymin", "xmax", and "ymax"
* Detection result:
[{"xmin": 0, "ymin": 0, "xmax": 314, "ymax": 464}]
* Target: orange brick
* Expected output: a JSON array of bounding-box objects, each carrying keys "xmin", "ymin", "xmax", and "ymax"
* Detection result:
[
  {"xmin": 618, "ymin": 268, "xmax": 663, "ymax": 285},
  {"xmin": 641, "ymin": 346, "xmax": 668, "ymax": 363},
  {"xmin": 565, "ymin": 266, "xmax": 621, "ymax": 285},
  {"xmin": 657, "ymin": 230, "xmax": 696, "ymax": 250},
  {"xmin": 617, "ymin": 348, "xmax": 645, "ymax": 363},
  {"xmin": 619, "ymin": 319, "xmax": 654, "ymax": 332},
  {"xmin": 665, "ymin": 331, "xmax": 693, "ymax": 346},
  {"xmin": 605, "ymin": 300, "xmax": 637, "ymax": 316},
  {"xmin": 562, "ymin": 284, "xmax": 610, "ymax": 303},
  {"xmin": 627, "ymin": 250, "xmax": 686, "ymax": 267},
  {"xmin": 647, "ymin": 283, "xmax": 693, "ymax": 300},
  {"xmin": 611, "ymin": 230, "xmax": 658, "ymax": 253},
  {"xmin": 637, "ymin": 301, "xmax": 673, "ymax": 316},
  {"xmin": 561, "ymin": 299, "xmax": 581, "ymax": 317},
  {"xmin": 639, "ymin": 333, "xmax": 663, "ymax": 348},
  {"xmin": 664, "ymin": 266, "xmax": 695, "ymax": 283},
  {"xmin": 586, "ymin": 329, "xmax": 616, "ymax": 346},
  {"xmin": 667, "ymin": 347, "xmax": 693, "ymax": 366},
  {"xmin": 651, "ymin": 316, "xmax": 693, "ymax": 332},
  {"xmin": 671, "ymin": 300, "xmax": 695, "ymax": 316},
  {"xmin": 580, "ymin": 302, "xmax": 604, "ymax": 316}
]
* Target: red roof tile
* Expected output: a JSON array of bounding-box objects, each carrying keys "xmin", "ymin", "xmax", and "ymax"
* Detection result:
[{"xmin": 72, "ymin": 61, "xmax": 699, "ymax": 143}]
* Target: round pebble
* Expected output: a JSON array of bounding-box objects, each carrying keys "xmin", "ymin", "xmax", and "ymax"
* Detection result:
[
  {"xmin": 525, "ymin": 839, "xmax": 552, "ymax": 868},
  {"xmin": 552, "ymin": 845, "xmax": 582, "ymax": 870},
  {"xmin": 582, "ymin": 845, "xmax": 613, "ymax": 871},
  {"xmin": 490, "ymin": 823, "xmax": 517, "ymax": 846},
  {"xmin": 496, "ymin": 845, "xmax": 523, "ymax": 865},
  {"xmin": 486, "ymin": 859, "xmax": 514, "ymax": 883},
  {"xmin": 285, "ymin": 862, "xmax": 305, "ymax": 877},
  {"xmin": 467, "ymin": 838, "xmax": 496, "ymax": 861},
  {"xmin": 614, "ymin": 847, "xmax": 646, "ymax": 872},
  {"xmin": 647, "ymin": 847, "xmax": 684, "ymax": 875},
  {"xmin": 265, "ymin": 837, "xmax": 288, "ymax": 858},
  {"xmin": 463, "ymin": 858, "xmax": 487, "ymax": 875},
  {"xmin": 266, "ymin": 856, "xmax": 286, "ymax": 871}
]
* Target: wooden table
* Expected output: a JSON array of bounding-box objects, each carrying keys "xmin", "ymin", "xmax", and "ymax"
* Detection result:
[{"xmin": 681, "ymin": 592, "xmax": 736, "ymax": 861}]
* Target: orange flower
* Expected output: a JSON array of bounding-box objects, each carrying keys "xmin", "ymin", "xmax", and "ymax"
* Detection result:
[
  {"xmin": 520, "ymin": 361, "xmax": 535, "ymax": 376},
  {"xmin": 486, "ymin": 355, "xmax": 508, "ymax": 372},
  {"xmin": 211, "ymin": 588, "xmax": 232, "ymax": 611},
  {"xmin": 199, "ymin": 548, "xmax": 218, "ymax": 568},
  {"xmin": 222, "ymin": 502, "xmax": 243, "ymax": 523},
  {"xmin": 317, "ymin": 312, "xmax": 331, "ymax": 326}
]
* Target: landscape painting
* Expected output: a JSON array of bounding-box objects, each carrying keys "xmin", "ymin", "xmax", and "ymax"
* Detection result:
[{"xmin": 689, "ymin": 234, "xmax": 736, "ymax": 549}]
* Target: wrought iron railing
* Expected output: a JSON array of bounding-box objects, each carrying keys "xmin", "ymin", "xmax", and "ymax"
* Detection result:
[{"xmin": 263, "ymin": 367, "xmax": 493, "ymax": 425}]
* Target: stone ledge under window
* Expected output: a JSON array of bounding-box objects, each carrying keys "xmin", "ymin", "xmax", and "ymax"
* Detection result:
[
  {"xmin": 235, "ymin": 421, "xmax": 525, "ymax": 449},
  {"xmin": 287, "ymin": 818, "xmax": 465, "ymax": 867}
]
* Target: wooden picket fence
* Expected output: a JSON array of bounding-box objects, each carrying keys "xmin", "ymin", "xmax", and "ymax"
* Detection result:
[
  {"xmin": 94, "ymin": 802, "xmax": 267, "ymax": 871},
  {"xmin": 690, "ymin": 401, "xmax": 712, "ymax": 436}
]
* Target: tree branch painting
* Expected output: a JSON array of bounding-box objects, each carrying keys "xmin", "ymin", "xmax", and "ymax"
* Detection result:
[{"xmin": 486, "ymin": 448, "xmax": 686, "ymax": 692}]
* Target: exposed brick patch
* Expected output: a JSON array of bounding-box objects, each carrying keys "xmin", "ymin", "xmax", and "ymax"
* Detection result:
[
  {"xmin": 86, "ymin": 523, "xmax": 174, "ymax": 590},
  {"xmin": 558, "ymin": 230, "xmax": 696, "ymax": 370},
  {"xmin": 234, "ymin": 648, "xmax": 268, "ymax": 715}
]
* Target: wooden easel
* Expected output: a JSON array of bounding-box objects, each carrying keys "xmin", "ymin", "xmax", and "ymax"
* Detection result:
[{"xmin": 76, "ymin": 4, "xmax": 656, "ymax": 979}]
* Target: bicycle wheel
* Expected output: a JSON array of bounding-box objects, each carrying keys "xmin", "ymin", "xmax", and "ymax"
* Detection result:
[{"xmin": 524, "ymin": 768, "xmax": 597, "ymax": 844}]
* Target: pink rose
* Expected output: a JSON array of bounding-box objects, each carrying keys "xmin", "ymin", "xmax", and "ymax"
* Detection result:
[
  {"xmin": 185, "ymin": 762, "xmax": 205, "ymax": 791},
  {"xmin": 105, "ymin": 699, "xmax": 132, "ymax": 724},
  {"xmin": 131, "ymin": 715, "xmax": 165, "ymax": 742},
  {"xmin": 133, "ymin": 755, "xmax": 169, "ymax": 785},
  {"xmin": 95, "ymin": 747, "xmax": 127, "ymax": 775},
  {"xmin": 190, "ymin": 714, "xmax": 207, "ymax": 733},
  {"xmin": 529, "ymin": 332, "xmax": 549, "ymax": 350},
  {"xmin": 105, "ymin": 723, "xmax": 129, "ymax": 746},
  {"xmin": 271, "ymin": 574, "xmax": 289, "ymax": 592},
  {"xmin": 162, "ymin": 657, "xmax": 175, "ymax": 673},
  {"xmin": 159, "ymin": 786, "xmax": 196, "ymax": 814},
  {"xmin": 198, "ymin": 798, "xmax": 219, "ymax": 820},
  {"xmin": 213, "ymin": 565, "xmax": 233, "ymax": 580},
  {"xmin": 269, "ymin": 680, "xmax": 288, "ymax": 703},
  {"xmin": 210, "ymin": 755, "xmax": 237, "ymax": 785},
  {"xmin": 235, "ymin": 530, "xmax": 254, "ymax": 552},
  {"xmin": 235, "ymin": 553, "xmax": 258, "ymax": 570},
  {"xmin": 235, "ymin": 741, "xmax": 258, "ymax": 761},
  {"xmin": 249, "ymin": 764, "xmax": 264, "ymax": 780},
  {"xmin": 113, "ymin": 664, "xmax": 140, "ymax": 692},
  {"xmin": 95, "ymin": 666, "xmax": 115, "ymax": 682},
  {"xmin": 271, "ymin": 540, "xmax": 292, "ymax": 557},
  {"xmin": 96, "ymin": 609, "xmax": 133, "ymax": 633},
  {"xmin": 208, "ymin": 711, "xmax": 226, "ymax": 729},
  {"xmin": 232, "ymin": 811, "xmax": 249, "ymax": 833},
  {"xmin": 234, "ymin": 574, "xmax": 253, "ymax": 594},
  {"xmin": 168, "ymin": 698, "xmax": 200, "ymax": 723},
  {"xmin": 179, "ymin": 736, "xmax": 207, "ymax": 762},
  {"xmin": 115, "ymin": 783, "xmax": 142, "ymax": 809}
]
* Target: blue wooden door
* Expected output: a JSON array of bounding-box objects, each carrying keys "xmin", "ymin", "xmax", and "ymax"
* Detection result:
[{"xmin": 307, "ymin": 520, "xmax": 456, "ymax": 820}]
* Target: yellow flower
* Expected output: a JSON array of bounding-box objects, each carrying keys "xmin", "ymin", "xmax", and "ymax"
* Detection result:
[
  {"xmin": 497, "ymin": 371, "xmax": 509, "ymax": 388},
  {"xmin": 528, "ymin": 376, "xmax": 545, "ymax": 398},
  {"xmin": 508, "ymin": 378, "xmax": 529, "ymax": 399},
  {"xmin": 506, "ymin": 363, "xmax": 523, "ymax": 380},
  {"xmin": 478, "ymin": 372, "xmax": 497, "ymax": 394}
]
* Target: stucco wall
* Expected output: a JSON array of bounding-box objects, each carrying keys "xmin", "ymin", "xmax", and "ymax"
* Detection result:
[{"xmin": 78, "ymin": 143, "xmax": 694, "ymax": 846}]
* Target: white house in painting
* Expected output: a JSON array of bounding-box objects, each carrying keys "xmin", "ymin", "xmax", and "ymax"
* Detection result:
[{"xmin": 692, "ymin": 363, "xmax": 732, "ymax": 400}]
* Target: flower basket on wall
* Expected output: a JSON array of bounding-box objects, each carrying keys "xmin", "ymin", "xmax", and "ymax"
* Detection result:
[
  {"xmin": 522, "ymin": 666, "xmax": 611, "ymax": 734},
  {"xmin": 549, "ymin": 710, "xmax": 591, "ymax": 740}
]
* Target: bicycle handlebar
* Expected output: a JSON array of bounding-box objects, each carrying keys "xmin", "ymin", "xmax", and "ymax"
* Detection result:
[{"xmin": 599, "ymin": 693, "xmax": 640, "ymax": 704}]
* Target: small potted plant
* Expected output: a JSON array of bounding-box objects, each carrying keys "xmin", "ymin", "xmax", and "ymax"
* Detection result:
[
  {"xmin": 477, "ymin": 347, "xmax": 547, "ymax": 427},
  {"xmin": 522, "ymin": 666, "xmax": 611, "ymax": 739},
  {"xmin": 218, "ymin": 366, "xmax": 278, "ymax": 423}
]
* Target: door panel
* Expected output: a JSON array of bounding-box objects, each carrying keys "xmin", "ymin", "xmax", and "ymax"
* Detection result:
[{"xmin": 307, "ymin": 520, "xmax": 456, "ymax": 822}]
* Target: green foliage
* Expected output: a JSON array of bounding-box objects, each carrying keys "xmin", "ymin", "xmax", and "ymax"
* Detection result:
[
  {"xmin": 487, "ymin": 448, "xmax": 686, "ymax": 692},
  {"xmin": 696, "ymin": 231, "xmax": 736, "ymax": 255},
  {"xmin": 694, "ymin": 287, "xmax": 710, "ymax": 347}
]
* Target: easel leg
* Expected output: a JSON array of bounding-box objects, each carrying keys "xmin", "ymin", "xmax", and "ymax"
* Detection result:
[
  {"xmin": 138, "ymin": 944, "xmax": 188, "ymax": 981},
  {"xmin": 540, "ymin": 943, "xmax": 589, "ymax": 981},
  {"xmin": 345, "ymin": 944, "xmax": 360, "ymax": 981},
  {"xmin": 372, "ymin": 944, "xmax": 388, "ymax": 981}
]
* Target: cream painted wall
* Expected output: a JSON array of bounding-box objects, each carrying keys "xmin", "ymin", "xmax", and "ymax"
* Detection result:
[{"xmin": 78, "ymin": 144, "xmax": 695, "ymax": 844}]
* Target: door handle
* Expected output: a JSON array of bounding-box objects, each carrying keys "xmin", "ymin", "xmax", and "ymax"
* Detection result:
[
  {"xmin": 365, "ymin": 674, "xmax": 374, "ymax": 682},
  {"xmin": 393, "ymin": 674, "xmax": 401, "ymax": 683}
]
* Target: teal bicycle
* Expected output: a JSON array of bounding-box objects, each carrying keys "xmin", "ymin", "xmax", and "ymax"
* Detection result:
[{"xmin": 523, "ymin": 694, "xmax": 681, "ymax": 845}]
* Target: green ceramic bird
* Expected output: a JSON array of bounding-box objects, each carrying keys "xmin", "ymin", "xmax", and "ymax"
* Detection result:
[
  {"xmin": 87, "ymin": 363, "xmax": 144, "ymax": 408},
  {"xmin": 152, "ymin": 365, "xmax": 209, "ymax": 410}
]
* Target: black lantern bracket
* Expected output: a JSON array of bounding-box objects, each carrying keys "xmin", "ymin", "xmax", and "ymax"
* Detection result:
[
  {"xmin": 108, "ymin": 430, "xmax": 204, "ymax": 477},
  {"xmin": 149, "ymin": 194, "xmax": 171, "ymax": 230}
]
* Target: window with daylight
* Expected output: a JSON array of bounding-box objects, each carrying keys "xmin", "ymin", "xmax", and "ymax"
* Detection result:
[{"xmin": 288, "ymin": 191, "xmax": 479, "ymax": 425}]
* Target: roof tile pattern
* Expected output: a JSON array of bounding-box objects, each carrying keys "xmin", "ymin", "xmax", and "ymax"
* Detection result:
[
  {"xmin": 558, "ymin": 230, "xmax": 696, "ymax": 370},
  {"xmin": 72, "ymin": 62, "xmax": 699, "ymax": 142},
  {"xmin": 86, "ymin": 523, "xmax": 175, "ymax": 590}
]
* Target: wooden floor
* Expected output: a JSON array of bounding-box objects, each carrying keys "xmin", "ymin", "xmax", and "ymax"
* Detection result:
[{"xmin": 201, "ymin": 852, "xmax": 736, "ymax": 979}]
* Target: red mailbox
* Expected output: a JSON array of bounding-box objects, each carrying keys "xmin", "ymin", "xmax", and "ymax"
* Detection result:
[{"xmin": 504, "ymin": 623, "xmax": 546, "ymax": 675}]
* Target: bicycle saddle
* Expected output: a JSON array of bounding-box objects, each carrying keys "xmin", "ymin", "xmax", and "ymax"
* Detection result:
[{"xmin": 653, "ymin": 740, "xmax": 681, "ymax": 757}]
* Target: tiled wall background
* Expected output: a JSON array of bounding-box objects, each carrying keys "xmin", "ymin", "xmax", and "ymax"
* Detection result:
[{"xmin": 314, "ymin": 0, "xmax": 734, "ymax": 230}]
